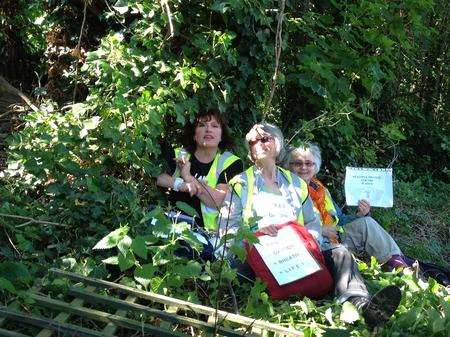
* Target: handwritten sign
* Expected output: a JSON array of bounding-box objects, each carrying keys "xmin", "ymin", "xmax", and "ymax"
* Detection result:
[
  {"xmin": 254, "ymin": 226, "xmax": 321, "ymax": 285},
  {"xmin": 344, "ymin": 167, "xmax": 393, "ymax": 208}
]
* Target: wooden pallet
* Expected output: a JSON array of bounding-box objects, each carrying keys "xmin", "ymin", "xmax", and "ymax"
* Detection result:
[{"xmin": 0, "ymin": 268, "xmax": 314, "ymax": 337}]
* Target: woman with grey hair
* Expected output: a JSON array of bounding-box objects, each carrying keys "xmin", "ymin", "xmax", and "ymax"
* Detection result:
[
  {"xmin": 218, "ymin": 123, "xmax": 401, "ymax": 329},
  {"xmin": 220, "ymin": 122, "xmax": 320, "ymax": 236},
  {"xmin": 286, "ymin": 142, "xmax": 408, "ymax": 270}
]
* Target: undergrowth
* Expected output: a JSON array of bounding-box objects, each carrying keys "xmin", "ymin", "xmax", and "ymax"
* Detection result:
[{"xmin": 0, "ymin": 177, "xmax": 448, "ymax": 336}]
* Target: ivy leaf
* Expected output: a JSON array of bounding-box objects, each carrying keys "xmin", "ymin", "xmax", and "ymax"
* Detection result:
[
  {"xmin": 118, "ymin": 251, "xmax": 135, "ymax": 271},
  {"xmin": 80, "ymin": 116, "xmax": 101, "ymax": 138},
  {"xmin": 134, "ymin": 263, "xmax": 156, "ymax": 289},
  {"xmin": 0, "ymin": 277, "xmax": 17, "ymax": 294},
  {"xmin": 175, "ymin": 201, "xmax": 199, "ymax": 218},
  {"xmin": 102, "ymin": 256, "xmax": 119, "ymax": 265},
  {"xmin": 150, "ymin": 277, "xmax": 164, "ymax": 293},
  {"xmin": 199, "ymin": 274, "xmax": 211, "ymax": 281},
  {"xmin": 174, "ymin": 261, "xmax": 202, "ymax": 278},
  {"xmin": 131, "ymin": 236, "xmax": 148, "ymax": 259},
  {"xmin": 93, "ymin": 227, "xmax": 129, "ymax": 250},
  {"xmin": 339, "ymin": 301, "xmax": 359, "ymax": 323},
  {"xmin": 113, "ymin": 0, "xmax": 129, "ymax": 14}
]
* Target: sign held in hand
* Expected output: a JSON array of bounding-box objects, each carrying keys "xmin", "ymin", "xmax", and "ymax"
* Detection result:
[
  {"xmin": 344, "ymin": 167, "xmax": 393, "ymax": 208},
  {"xmin": 254, "ymin": 226, "xmax": 321, "ymax": 285}
]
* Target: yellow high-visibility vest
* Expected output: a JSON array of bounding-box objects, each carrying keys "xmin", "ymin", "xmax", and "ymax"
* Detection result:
[
  {"xmin": 174, "ymin": 147, "xmax": 240, "ymax": 230},
  {"xmin": 229, "ymin": 166, "xmax": 309, "ymax": 231}
]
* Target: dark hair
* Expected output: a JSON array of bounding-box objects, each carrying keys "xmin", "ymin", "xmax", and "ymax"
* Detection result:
[{"xmin": 182, "ymin": 108, "xmax": 235, "ymax": 153}]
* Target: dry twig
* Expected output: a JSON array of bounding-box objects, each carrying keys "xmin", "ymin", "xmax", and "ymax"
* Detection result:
[
  {"xmin": 264, "ymin": 0, "xmax": 286, "ymax": 118},
  {"xmin": 160, "ymin": 0, "xmax": 175, "ymax": 38},
  {"xmin": 72, "ymin": 0, "xmax": 89, "ymax": 103},
  {"xmin": 3, "ymin": 227, "xmax": 21, "ymax": 257},
  {"xmin": 0, "ymin": 212, "xmax": 68, "ymax": 228}
]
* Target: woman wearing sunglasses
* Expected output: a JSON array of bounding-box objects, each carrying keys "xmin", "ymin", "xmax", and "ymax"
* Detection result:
[
  {"xmin": 218, "ymin": 122, "xmax": 401, "ymax": 329},
  {"xmin": 286, "ymin": 143, "xmax": 408, "ymax": 271}
]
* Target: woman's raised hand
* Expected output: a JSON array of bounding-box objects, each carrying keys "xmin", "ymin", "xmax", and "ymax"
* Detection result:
[
  {"xmin": 175, "ymin": 155, "xmax": 194, "ymax": 182},
  {"xmin": 179, "ymin": 181, "xmax": 202, "ymax": 197},
  {"xmin": 322, "ymin": 226, "xmax": 339, "ymax": 242},
  {"xmin": 356, "ymin": 199, "xmax": 371, "ymax": 217}
]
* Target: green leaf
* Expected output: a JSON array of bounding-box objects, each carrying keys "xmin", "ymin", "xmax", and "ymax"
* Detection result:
[
  {"xmin": 339, "ymin": 301, "xmax": 359, "ymax": 323},
  {"xmin": 150, "ymin": 276, "xmax": 164, "ymax": 293},
  {"xmin": 118, "ymin": 251, "xmax": 135, "ymax": 271},
  {"xmin": 175, "ymin": 201, "xmax": 199, "ymax": 218},
  {"xmin": 61, "ymin": 257, "xmax": 77, "ymax": 270},
  {"xmin": 102, "ymin": 256, "xmax": 119, "ymax": 265},
  {"xmin": 134, "ymin": 263, "xmax": 156, "ymax": 288},
  {"xmin": 230, "ymin": 244, "xmax": 247, "ymax": 262},
  {"xmin": 117, "ymin": 235, "xmax": 132, "ymax": 255},
  {"xmin": 0, "ymin": 277, "xmax": 17, "ymax": 294},
  {"xmin": 112, "ymin": 0, "xmax": 129, "ymax": 15},
  {"xmin": 174, "ymin": 261, "xmax": 202, "ymax": 278},
  {"xmin": 93, "ymin": 227, "xmax": 129, "ymax": 250},
  {"xmin": 199, "ymin": 274, "xmax": 211, "ymax": 281},
  {"xmin": 131, "ymin": 236, "xmax": 148, "ymax": 259}
]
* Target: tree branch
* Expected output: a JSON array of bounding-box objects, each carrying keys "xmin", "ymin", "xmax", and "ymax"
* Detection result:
[
  {"xmin": 0, "ymin": 76, "xmax": 38, "ymax": 112},
  {"xmin": 0, "ymin": 213, "xmax": 68, "ymax": 227},
  {"xmin": 263, "ymin": 0, "xmax": 286, "ymax": 118},
  {"xmin": 160, "ymin": 0, "xmax": 175, "ymax": 38}
]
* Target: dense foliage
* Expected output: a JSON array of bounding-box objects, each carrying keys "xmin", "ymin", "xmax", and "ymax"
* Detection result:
[{"xmin": 0, "ymin": 0, "xmax": 448, "ymax": 336}]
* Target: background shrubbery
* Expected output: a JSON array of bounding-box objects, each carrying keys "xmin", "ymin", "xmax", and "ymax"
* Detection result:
[{"xmin": 0, "ymin": 0, "xmax": 448, "ymax": 336}]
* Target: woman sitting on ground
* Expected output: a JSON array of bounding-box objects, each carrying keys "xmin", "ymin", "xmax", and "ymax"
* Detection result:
[
  {"xmin": 286, "ymin": 142, "xmax": 408, "ymax": 270},
  {"xmin": 218, "ymin": 122, "xmax": 401, "ymax": 329},
  {"xmin": 157, "ymin": 109, "xmax": 243, "ymax": 231}
]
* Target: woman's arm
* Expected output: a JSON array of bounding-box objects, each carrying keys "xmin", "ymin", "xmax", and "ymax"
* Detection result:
[
  {"xmin": 196, "ymin": 182, "xmax": 228, "ymax": 209},
  {"xmin": 156, "ymin": 173, "xmax": 174, "ymax": 189},
  {"xmin": 302, "ymin": 196, "xmax": 322, "ymax": 240},
  {"xmin": 183, "ymin": 159, "xmax": 243, "ymax": 209},
  {"xmin": 156, "ymin": 172, "xmax": 202, "ymax": 197}
]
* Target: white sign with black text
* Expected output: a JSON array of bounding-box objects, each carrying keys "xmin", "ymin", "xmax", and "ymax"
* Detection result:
[
  {"xmin": 344, "ymin": 167, "xmax": 393, "ymax": 208},
  {"xmin": 254, "ymin": 226, "xmax": 321, "ymax": 286}
]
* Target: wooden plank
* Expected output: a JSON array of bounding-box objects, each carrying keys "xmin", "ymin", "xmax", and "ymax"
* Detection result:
[
  {"xmin": 101, "ymin": 295, "xmax": 136, "ymax": 335},
  {"xmin": 35, "ymin": 285, "xmax": 96, "ymax": 337},
  {"xmin": 52, "ymin": 268, "xmax": 303, "ymax": 337},
  {"xmin": 0, "ymin": 306, "xmax": 111, "ymax": 337},
  {"xmin": 0, "ymin": 327, "xmax": 31, "ymax": 337},
  {"xmin": 28, "ymin": 294, "xmax": 189, "ymax": 337},
  {"xmin": 0, "ymin": 302, "xmax": 19, "ymax": 327},
  {"xmin": 68, "ymin": 287, "xmax": 255, "ymax": 337}
]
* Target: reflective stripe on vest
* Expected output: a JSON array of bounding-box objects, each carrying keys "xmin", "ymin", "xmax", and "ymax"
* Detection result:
[
  {"xmin": 324, "ymin": 189, "xmax": 339, "ymax": 226},
  {"xmin": 230, "ymin": 166, "xmax": 308, "ymax": 231},
  {"xmin": 174, "ymin": 147, "xmax": 240, "ymax": 230}
]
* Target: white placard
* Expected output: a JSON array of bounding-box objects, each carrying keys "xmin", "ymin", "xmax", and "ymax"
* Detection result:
[
  {"xmin": 344, "ymin": 167, "xmax": 393, "ymax": 208},
  {"xmin": 254, "ymin": 226, "xmax": 321, "ymax": 286}
]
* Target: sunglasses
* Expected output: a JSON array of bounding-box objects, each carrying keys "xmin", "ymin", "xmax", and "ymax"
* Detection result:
[
  {"xmin": 289, "ymin": 161, "xmax": 315, "ymax": 168},
  {"xmin": 248, "ymin": 136, "xmax": 273, "ymax": 147}
]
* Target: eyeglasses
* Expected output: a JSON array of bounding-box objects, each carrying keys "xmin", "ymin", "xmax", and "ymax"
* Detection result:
[
  {"xmin": 248, "ymin": 136, "xmax": 273, "ymax": 147},
  {"xmin": 289, "ymin": 161, "xmax": 315, "ymax": 168}
]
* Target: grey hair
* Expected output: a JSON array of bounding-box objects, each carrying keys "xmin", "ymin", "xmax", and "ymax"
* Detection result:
[
  {"xmin": 245, "ymin": 122, "xmax": 286, "ymax": 164},
  {"xmin": 287, "ymin": 142, "xmax": 322, "ymax": 175}
]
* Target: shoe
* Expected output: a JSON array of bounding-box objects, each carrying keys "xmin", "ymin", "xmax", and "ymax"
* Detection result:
[
  {"xmin": 362, "ymin": 285, "xmax": 401, "ymax": 328},
  {"xmin": 382, "ymin": 255, "xmax": 408, "ymax": 272}
]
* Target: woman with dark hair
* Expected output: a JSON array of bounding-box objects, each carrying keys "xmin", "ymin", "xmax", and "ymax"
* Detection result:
[{"xmin": 157, "ymin": 109, "xmax": 243, "ymax": 230}]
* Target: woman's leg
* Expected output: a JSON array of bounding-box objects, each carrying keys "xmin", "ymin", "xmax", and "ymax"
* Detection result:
[
  {"xmin": 323, "ymin": 245, "xmax": 402, "ymax": 328},
  {"xmin": 341, "ymin": 217, "xmax": 403, "ymax": 265},
  {"xmin": 323, "ymin": 245, "xmax": 369, "ymax": 302}
]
